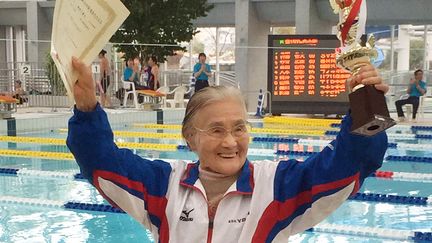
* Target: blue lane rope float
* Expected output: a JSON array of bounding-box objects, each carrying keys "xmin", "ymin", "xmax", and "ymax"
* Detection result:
[
  {"xmin": 0, "ymin": 196, "xmax": 124, "ymax": 214},
  {"xmin": 252, "ymin": 137, "xmax": 300, "ymax": 143},
  {"xmin": 0, "ymin": 167, "xmax": 84, "ymax": 180},
  {"xmin": 276, "ymin": 150, "xmax": 318, "ymax": 156},
  {"xmin": 177, "ymin": 145, "xmax": 190, "ymax": 151},
  {"xmin": 74, "ymin": 173, "xmax": 85, "ymax": 180},
  {"xmin": 416, "ymin": 134, "xmax": 432, "ymax": 139},
  {"xmin": 0, "ymin": 168, "xmax": 19, "ymax": 174},
  {"xmin": 63, "ymin": 202, "xmax": 124, "ymax": 213},
  {"xmin": 413, "ymin": 232, "xmax": 432, "ymax": 242},
  {"xmin": 330, "ymin": 123, "xmax": 341, "ymax": 128},
  {"xmin": 350, "ymin": 193, "xmax": 431, "ymax": 206},
  {"xmin": 411, "ymin": 126, "xmax": 432, "ymax": 131},
  {"xmin": 325, "ymin": 130, "xmax": 339, "ymax": 136},
  {"xmin": 386, "ymin": 155, "xmax": 432, "ymax": 163},
  {"xmin": 310, "ymin": 223, "xmax": 432, "ymax": 242}
]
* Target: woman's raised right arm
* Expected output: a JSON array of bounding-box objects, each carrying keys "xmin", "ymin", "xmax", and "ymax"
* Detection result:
[{"xmin": 67, "ymin": 57, "xmax": 172, "ymax": 232}]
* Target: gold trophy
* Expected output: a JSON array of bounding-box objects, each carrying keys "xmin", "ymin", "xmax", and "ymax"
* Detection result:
[{"xmin": 330, "ymin": 0, "xmax": 395, "ymax": 136}]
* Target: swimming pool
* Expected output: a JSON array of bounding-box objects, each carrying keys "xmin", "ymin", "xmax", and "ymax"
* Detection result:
[{"xmin": 0, "ymin": 118, "xmax": 431, "ymax": 243}]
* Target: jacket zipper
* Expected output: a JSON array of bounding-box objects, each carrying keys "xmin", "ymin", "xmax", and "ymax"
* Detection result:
[
  {"xmin": 180, "ymin": 183, "xmax": 252, "ymax": 243},
  {"xmin": 180, "ymin": 182, "xmax": 214, "ymax": 243},
  {"xmin": 207, "ymin": 219, "xmax": 213, "ymax": 243}
]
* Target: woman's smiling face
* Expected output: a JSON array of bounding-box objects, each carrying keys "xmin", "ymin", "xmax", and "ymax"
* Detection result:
[{"xmin": 186, "ymin": 98, "xmax": 250, "ymax": 176}]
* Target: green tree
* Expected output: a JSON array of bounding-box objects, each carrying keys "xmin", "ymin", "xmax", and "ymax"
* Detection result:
[
  {"xmin": 410, "ymin": 39, "xmax": 425, "ymax": 70},
  {"xmin": 45, "ymin": 52, "xmax": 66, "ymax": 95},
  {"xmin": 111, "ymin": 0, "xmax": 213, "ymax": 62}
]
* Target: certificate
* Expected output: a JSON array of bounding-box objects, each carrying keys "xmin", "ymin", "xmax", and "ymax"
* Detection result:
[{"xmin": 51, "ymin": 0, "xmax": 130, "ymax": 101}]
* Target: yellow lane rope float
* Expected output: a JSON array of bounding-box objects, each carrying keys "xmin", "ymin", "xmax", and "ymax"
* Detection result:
[
  {"xmin": 262, "ymin": 124, "xmax": 339, "ymax": 131},
  {"xmin": 250, "ymin": 128, "xmax": 325, "ymax": 136},
  {"xmin": 0, "ymin": 136, "xmax": 65, "ymax": 145},
  {"xmin": 0, "ymin": 136, "xmax": 178, "ymax": 151},
  {"xmin": 58, "ymin": 129, "xmax": 182, "ymax": 139},
  {"xmin": 0, "ymin": 149, "xmax": 74, "ymax": 160},
  {"xmin": 263, "ymin": 116, "xmax": 341, "ymax": 126},
  {"xmin": 0, "ymin": 145, "xmax": 179, "ymax": 161},
  {"xmin": 132, "ymin": 124, "xmax": 182, "ymax": 129}
]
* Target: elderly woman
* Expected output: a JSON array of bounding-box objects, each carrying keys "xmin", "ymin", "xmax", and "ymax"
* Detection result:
[{"xmin": 67, "ymin": 57, "xmax": 388, "ymax": 243}]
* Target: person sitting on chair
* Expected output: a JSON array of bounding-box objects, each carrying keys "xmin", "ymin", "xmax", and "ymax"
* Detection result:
[
  {"xmin": 13, "ymin": 80, "xmax": 27, "ymax": 104},
  {"xmin": 123, "ymin": 57, "xmax": 149, "ymax": 91},
  {"xmin": 395, "ymin": 69, "xmax": 427, "ymax": 122}
]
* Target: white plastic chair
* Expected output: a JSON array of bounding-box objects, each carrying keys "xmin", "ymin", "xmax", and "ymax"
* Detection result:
[
  {"xmin": 183, "ymin": 85, "xmax": 194, "ymax": 105},
  {"xmin": 166, "ymin": 85, "xmax": 188, "ymax": 108},
  {"xmin": 406, "ymin": 96, "xmax": 425, "ymax": 119},
  {"xmin": 122, "ymin": 80, "xmax": 139, "ymax": 109},
  {"xmin": 156, "ymin": 86, "xmax": 170, "ymax": 108},
  {"xmin": 397, "ymin": 91, "xmax": 425, "ymax": 119}
]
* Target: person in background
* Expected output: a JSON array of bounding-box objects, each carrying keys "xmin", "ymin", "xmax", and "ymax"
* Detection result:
[
  {"xmin": 13, "ymin": 80, "xmax": 27, "ymax": 104},
  {"xmin": 147, "ymin": 56, "xmax": 160, "ymax": 91},
  {"xmin": 193, "ymin": 53, "xmax": 212, "ymax": 92},
  {"xmin": 140, "ymin": 56, "xmax": 151, "ymax": 87},
  {"xmin": 98, "ymin": 50, "xmax": 112, "ymax": 108},
  {"xmin": 123, "ymin": 57, "xmax": 148, "ymax": 90},
  {"xmin": 395, "ymin": 69, "xmax": 427, "ymax": 122}
]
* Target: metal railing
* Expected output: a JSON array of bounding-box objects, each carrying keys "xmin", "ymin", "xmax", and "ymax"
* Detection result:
[
  {"xmin": 0, "ymin": 61, "xmax": 429, "ymax": 114},
  {"xmin": 219, "ymin": 71, "xmax": 239, "ymax": 88}
]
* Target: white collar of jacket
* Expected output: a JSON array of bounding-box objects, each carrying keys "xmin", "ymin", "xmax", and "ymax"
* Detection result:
[{"xmin": 179, "ymin": 159, "xmax": 254, "ymax": 197}]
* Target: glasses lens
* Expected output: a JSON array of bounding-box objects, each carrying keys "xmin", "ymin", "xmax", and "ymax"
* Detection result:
[
  {"xmin": 199, "ymin": 122, "xmax": 251, "ymax": 139},
  {"xmin": 232, "ymin": 124, "xmax": 249, "ymax": 137},
  {"xmin": 207, "ymin": 126, "xmax": 227, "ymax": 138}
]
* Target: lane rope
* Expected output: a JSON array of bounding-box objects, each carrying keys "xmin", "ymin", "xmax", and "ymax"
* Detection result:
[
  {"xmin": 0, "ymin": 196, "xmax": 124, "ymax": 214},
  {"xmin": 310, "ymin": 223, "xmax": 432, "ymax": 242}
]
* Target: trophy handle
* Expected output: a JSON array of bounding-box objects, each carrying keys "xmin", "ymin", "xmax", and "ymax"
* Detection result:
[{"xmin": 349, "ymin": 85, "xmax": 396, "ymax": 136}]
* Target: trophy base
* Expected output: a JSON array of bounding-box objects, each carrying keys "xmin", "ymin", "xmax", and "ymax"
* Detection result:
[{"xmin": 349, "ymin": 85, "xmax": 396, "ymax": 136}]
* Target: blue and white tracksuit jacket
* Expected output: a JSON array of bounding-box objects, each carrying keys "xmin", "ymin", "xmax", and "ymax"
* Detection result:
[{"xmin": 67, "ymin": 104, "xmax": 388, "ymax": 243}]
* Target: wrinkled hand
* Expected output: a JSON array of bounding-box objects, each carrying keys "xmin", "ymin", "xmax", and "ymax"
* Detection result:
[
  {"xmin": 349, "ymin": 64, "xmax": 389, "ymax": 94},
  {"xmin": 71, "ymin": 57, "xmax": 97, "ymax": 112}
]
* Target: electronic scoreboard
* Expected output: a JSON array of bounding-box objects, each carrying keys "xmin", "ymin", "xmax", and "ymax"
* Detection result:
[{"xmin": 268, "ymin": 35, "xmax": 351, "ymax": 115}]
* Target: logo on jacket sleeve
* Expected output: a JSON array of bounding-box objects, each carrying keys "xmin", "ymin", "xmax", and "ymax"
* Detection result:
[{"xmin": 180, "ymin": 208, "xmax": 194, "ymax": 222}]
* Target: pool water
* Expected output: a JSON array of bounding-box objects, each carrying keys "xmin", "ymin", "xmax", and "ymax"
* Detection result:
[{"xmin": 0, "ymin": 121, "xmax": 431, "ymax": 242}]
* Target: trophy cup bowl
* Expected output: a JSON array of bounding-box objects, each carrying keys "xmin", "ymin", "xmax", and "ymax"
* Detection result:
[{"xmin": 337, "ymin": 43, "xmax": 396, "ymax": 136}]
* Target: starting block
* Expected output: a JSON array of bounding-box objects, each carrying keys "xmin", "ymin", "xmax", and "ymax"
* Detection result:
[
  {"xmin": 0, "ymin": 96, "xmax": 18, "ymax": 119},
  {"xmin": 136, "ymin": 90, "xmax": 166, "ymax": 109}
]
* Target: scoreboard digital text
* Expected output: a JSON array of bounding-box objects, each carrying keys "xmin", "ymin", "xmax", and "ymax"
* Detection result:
[{"xmin": 268, "ymin": 35, "xmax": 351, "ymax": 115}]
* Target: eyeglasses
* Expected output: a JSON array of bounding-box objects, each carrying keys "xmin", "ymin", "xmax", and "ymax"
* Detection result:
[{"xmin": 194, "ymin": 122, "xmax": 252, "ymax": 139}]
